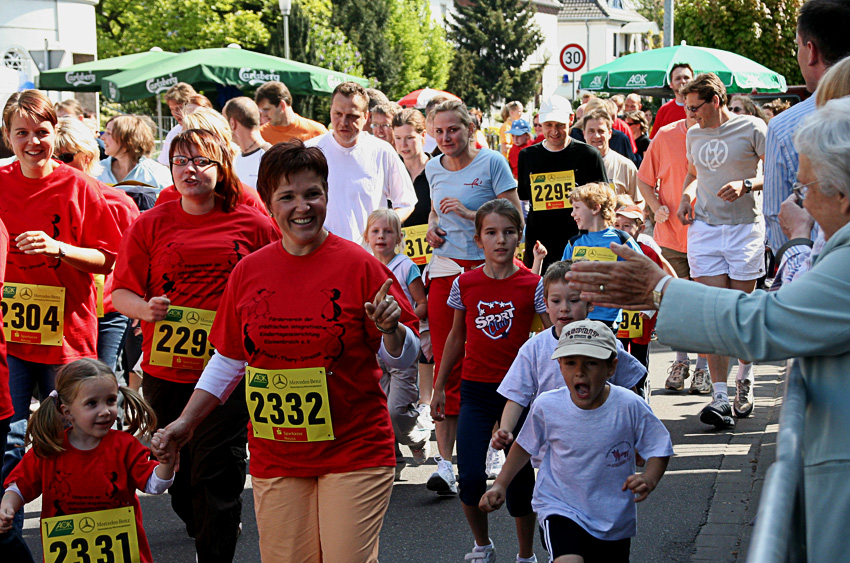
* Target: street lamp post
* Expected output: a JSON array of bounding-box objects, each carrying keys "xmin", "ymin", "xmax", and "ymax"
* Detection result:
[{"xmin": 279, "ymin": 0, "xmax": 292, "ymax": 59}]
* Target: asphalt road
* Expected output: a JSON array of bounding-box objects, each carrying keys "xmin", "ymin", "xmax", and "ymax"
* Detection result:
[{"xmin": 18, "ymin": 342, "xmax": 782, "ymax": 562}]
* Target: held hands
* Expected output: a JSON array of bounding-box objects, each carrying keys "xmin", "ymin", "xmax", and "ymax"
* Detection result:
[
  {"xmin": 490, "ymin": 428, "xmax": 514, "ymax": 450},
  {"xmin": 364, "ymin": 279, "xmax": 401, "ymax": 334},
  {"xmin": 15, "ymin": 231, "xmax": 62, "ymax": 257},
  {"xmin": 676, "ymin": 197, "xmax": 694, "ymax": 225},
  {"xmin": 152, "ymin": 419, "xmax": 194, "ymax": 460},
  {"xmin": 623, "ymin": 473, "xmax": 657, "ymax": 502},
  {"xmin": 151, "ymin": 429, "xmax": 179, "ymax": 465},
  {"xmin": 144, "ymin": 295, "xmax": 171, "ymax": 323},
  {"xmin": 479, "ymin": 484, "xmax": 507, "ymax": 513},
  {"xmin": 654, "ymin": 205, "xmax": 670, "ymax": 223},
  {"xmin": 717, "ymin": 180, "xmax": 745, "ymax": 202}
]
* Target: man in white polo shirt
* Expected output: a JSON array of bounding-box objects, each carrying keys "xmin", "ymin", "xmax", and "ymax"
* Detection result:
[
  {"xmin": 306, "ymin": 82, "xmax": 416, "ymax": 244},
  {"xmin": 676, "ymin": 72, "xmax": 767, "ymax": 429}
]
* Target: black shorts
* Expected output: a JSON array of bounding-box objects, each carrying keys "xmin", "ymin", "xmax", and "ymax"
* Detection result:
[{"xmin": 540, "ymin": 514, "xmax": 630, "ymax": 562}]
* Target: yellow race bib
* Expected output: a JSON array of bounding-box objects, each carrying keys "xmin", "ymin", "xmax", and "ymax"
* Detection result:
[
  {"xmin": 148, "ymin": 306, "xmax": 215, "ymax": 370},
  {"xmin": 246, "ymin": 366, "xmax": 335, "ymax": 442},
  {"xmin": 42, "ymin": 506, "xmax": 140, "ymax": 563},
  {"xmin": 529, "ymin": 171, "xmax": 576, "ymax": 211},
  {"xmin": 1, "ymin": 283, "xmax": 65, "ymax": 346},
  {"xmin": 617, "ymin": 310, "xmax": 644, "ymax": 339},
  {"xmin": 571, "ymin": 246, "xmax": 618, "ymax": 262},
  {"xmin": 94, "ymin": 275, "xmax": 105, "ymax": 318},
  {"xmin": 401, "ymin": 224, "xmax": 433, "ymax": 266}
]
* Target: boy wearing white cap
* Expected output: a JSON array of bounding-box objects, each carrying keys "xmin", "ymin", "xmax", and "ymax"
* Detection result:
[{"xmin": 480, "ymin": 320, "xmax": 673, "ymax": 562}]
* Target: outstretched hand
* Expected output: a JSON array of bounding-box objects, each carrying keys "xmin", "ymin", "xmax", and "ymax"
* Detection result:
[{"xmin": 566, "ymin": 243, "xmax": 666, "ymax": 309}]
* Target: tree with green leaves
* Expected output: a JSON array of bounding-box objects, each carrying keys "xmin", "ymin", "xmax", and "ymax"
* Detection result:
[
  {"xmin": 384, "ymin": 0, "xmax": 454, "ymax": 100},
  {"xmin": 331, "ymin": 0, "xmax": 400, "ymax": 90},
  {"xmin": 446, "ymin": 0, "xmax": 545, "ymax": 110},
  {"xmin": 96, "ymin": 0, "xmax": 270, "ymax": 58},
  {"xmin": 676, "ymin": 0, "xmax": 803, "ymax": 85}
]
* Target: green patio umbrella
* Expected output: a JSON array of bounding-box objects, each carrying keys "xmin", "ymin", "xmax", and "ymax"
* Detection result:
[
  {"xmin": 580, "ymin": 45, "xmax": 787, "ymax": 96},
  {"xmin": 102, "ymin": 47, "xmax": 369, "ymax": 102},
  {"xmin": 38, "ymin": 50, "xmax": 176, "ymax": 92}
]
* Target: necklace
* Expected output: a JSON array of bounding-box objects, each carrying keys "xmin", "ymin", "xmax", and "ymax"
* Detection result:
[{"xmin": 243, "ymin": 140, "xmax": 260, "ymax": 155}]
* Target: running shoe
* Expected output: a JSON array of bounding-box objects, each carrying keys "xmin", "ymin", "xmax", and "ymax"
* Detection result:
[
  {"xmin": 734, "ymin": 379, "xmax": 754, "ymax": 418},
  {"xmin": 395, "ymin": 462, "xmax": 405, "ymax": 481},
  {"xmin": 415, "ymin": 403, "xmax": 435, "ymax": 431},
  {"xmin": 464, "ymin": 542, "xmax": 496, "ymax": 562},
  {"xmin": 410, "ymin": 439, "xmax": 431, "ymax": 466},
  {"xmin": 700, "ymin": 397, "xmax": 736, "ymax": 429},
  {"xmin": 689, "ymin": 368, "xmax": 711, "ymax": 394},
  {"xmin": 486, "ymin": 446, "xmax": 504, "ymax": 479},
  {"xmin": 665, "ymin": 361, "xmax": 690, "ymax": 391},
  {"xmin": 426, "ymin": 456, "xmax": 457, "ymax": 495},
  {"xmin": 516, "ymin": 556, "xmax": 537, "ymax": 563}
]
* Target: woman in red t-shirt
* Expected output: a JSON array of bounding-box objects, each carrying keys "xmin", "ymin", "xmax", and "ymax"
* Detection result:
[
  {"xmin": 152, "ymin": 140, "xmax": 420, "ymax": 563},
  {"xmin": 0, "ymin": 90, "xmax": 121, "ymax": 423},
  {"xmin": 112, "ymin": 129, "xmax": 278, "ymax": 563}
]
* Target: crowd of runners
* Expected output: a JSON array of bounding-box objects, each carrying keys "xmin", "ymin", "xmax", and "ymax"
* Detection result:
[{"xmin": 0, "ymin": 0, "xmax": 849, "ymax": 561}]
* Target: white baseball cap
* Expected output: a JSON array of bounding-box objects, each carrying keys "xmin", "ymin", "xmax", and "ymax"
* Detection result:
[
  {"xmin": 538, "ymin": 95, "xmax": 574, "ymax": 125},
  {"xmin": 551, "ymin": 320, "xmax": 617, "ymax": 360}
]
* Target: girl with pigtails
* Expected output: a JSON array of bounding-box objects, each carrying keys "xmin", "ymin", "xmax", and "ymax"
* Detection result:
[{"xmin": 0, "ymin": 359, "xmax": 177, "ymax": 562}]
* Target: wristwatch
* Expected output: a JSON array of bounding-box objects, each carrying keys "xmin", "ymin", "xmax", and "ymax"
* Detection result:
[
  {"xmin": 743, "ymin": 179, "xmax": 753, "ymax": 194},
  {"xmin": 652, "ymin": 275, "xmax": 673, "ymax": 308}
]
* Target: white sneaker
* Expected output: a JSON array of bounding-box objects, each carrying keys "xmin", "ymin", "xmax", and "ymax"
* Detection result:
[
  {"xmin": 485, "ymin": 446, "xmax": 504, "ymax": 479},
  {"xmin": 464, "ymin": 542, "xmax": 496, "ymax": 562},
  {"xmin": 415, "ymin": 403, "xmax": 435, "ymax": 431},
  {"xmin": 426, "ymin": 456, "xmax": 457, "ymax": 495},
  {"xmin": 410, "ymin": 439, "xmax": 431, "ymax": 466},
  {"xmin": 516, "ymin": 556, "xmax": 537, "ymax": 563}
]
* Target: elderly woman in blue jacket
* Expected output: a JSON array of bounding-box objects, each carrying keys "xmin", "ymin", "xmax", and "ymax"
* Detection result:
[{"xmin": 564, "ymin": 96, "xmax": 850, "ymax": 563}]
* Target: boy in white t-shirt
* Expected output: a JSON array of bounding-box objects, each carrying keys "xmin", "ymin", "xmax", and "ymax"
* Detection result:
[{"xmin": 481, "ymin": 320, "xmax": 673, "ymax": 562}]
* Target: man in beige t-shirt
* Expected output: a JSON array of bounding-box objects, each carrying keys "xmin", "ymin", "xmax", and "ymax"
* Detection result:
[
  {"xmin": 254, "ymin": 80, "xmax": 327, "ymax": 145},
  {"xmin": 582, "ymin": 109, "xmax": 643, "ymax": 206}
]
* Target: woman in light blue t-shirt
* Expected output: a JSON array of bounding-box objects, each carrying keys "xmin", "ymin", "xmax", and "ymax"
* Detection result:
[{"xmin": 98, "ymin": 114, "xmax": 173, "ymax": 191}]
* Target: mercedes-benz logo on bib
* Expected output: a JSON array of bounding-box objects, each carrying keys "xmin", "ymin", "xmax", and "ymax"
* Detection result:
[
  {"xmin": 273, "ymin": 374, "xmax": 288, "ymax": 389},
  {"xmin": 20, "ymin": 288, "xmax": 33, "ymax": 300},
  {"xmin": 186, "ymin": 311, "xmax": 200, "ymax": 325},
  {"xmin": 79, "ymin": 517, "xmax": 95, "ymax": 533},
  {"xmin": 698, "ymin": 139, "xmax": 729, "ymax": 172}
]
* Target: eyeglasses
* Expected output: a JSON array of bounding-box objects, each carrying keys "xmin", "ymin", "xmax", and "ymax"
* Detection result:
[
  {"xmin": 55, "ymin": 152, "xmax": 78, "ymax": 164},
  {"xmin": 625, "ymin": 121, "xmax": 638, "ymax": 126},
  {"xmin": 730, "ymin": 106, "xmax": 744, "ymax": 114},
  {"xmin": 370, "ymin": 123, "xmax": 392, "ymax": 130},
  {"xmin": 685, "ymin": 100, "xmax": 709, "ymax": 113},
  {"xmin": 792, "ymin": 179, "xmax": 820, "ymax": 201},
  {"xmin": 170, "ymin": 155, "xmax": 219, "ymax": 168}
]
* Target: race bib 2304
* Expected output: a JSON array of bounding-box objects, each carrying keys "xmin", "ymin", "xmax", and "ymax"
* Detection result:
[{"xmin": 1, "ymin": 282, "xmax": 65, "ymax": 346}]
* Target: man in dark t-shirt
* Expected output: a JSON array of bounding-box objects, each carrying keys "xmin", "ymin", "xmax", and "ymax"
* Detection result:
[{"xmin": 518, "ymin": 96, "xmax": 609, "ymax": 271}]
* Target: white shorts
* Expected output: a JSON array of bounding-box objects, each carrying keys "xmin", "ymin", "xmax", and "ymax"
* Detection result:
[{"xmin": 687, "ymin": 220, "xmax": 766, "ymax": 280}]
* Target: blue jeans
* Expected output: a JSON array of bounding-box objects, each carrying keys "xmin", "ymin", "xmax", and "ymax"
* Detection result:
[
  {"xmin": 1, "ymin": 417, "xmax": 34, "ymax": 562},
  {"xmin": 97, "ymin": 311, "xmax": 130, "ymax": 373},
  {"xmin": 8, "ymin": 356, "xmax": 60, "ymax": 423},
  {"xmin": 456, "ymin": 379, "xmax": 535, "ymax": 515}
]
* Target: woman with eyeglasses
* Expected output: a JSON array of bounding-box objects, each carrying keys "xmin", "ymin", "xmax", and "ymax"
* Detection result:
[
  {"xmin": 54, "ymin": 118, "xmax": 141, "ymax": 375},
  {"xmin": 728, "ymin": 95, "xmax": 768, "ymax": 124},
  {"xmin": 98, "ymin": 114, "xmax": 172, "ymax": 191},
  {"xmin": 111, "ymin": 129, "xmax": 279, "ymax": 563},
  {"xmin": 623, "ymin": 110, "xmax": 650, "ymax": 160}
]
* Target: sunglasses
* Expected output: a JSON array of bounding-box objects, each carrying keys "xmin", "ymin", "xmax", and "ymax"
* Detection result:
[
  {"xmin": 55, "ymin": 152, "xmax": 78, "ymax": 164},
  {"xmin": 730, "ymin": 106, "xmax": 744, "ymax": 114}
]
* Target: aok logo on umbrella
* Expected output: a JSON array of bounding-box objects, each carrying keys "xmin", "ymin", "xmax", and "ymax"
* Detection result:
[{"xmin": 625, "ymin": 73, "xmax": 648, "ymax": 87}]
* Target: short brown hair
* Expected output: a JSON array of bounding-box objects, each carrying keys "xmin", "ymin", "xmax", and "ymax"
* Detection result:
[
  {"xmin": 256, "ymin": 140, "xmax": 329, "ymax": 210},
  {"xmin": 170, "ymin": 129, "xmax": 242, "ymax": 213},
  {"xmin": 372, "ymin": 102, "xmax": 401, "ymax": 119},
  {"xmin": 186, "ymin": 95, "xmax": 212, "ymax": 109},
  {"xmin": 542, "ymin": 260, "xmax": 573, "ymax": 297},
  {"xmin": 425, "ymin": 95, "xmax": 450, "ymax": 119},
  {"xmin": 55, "ymin": 99, "xmax": 85, "ymax": 118},
  {"xmin": 680, "ymin": 72, "xmax": 727, "ymax": 106},
  {"xmin": 623, "ymin": 110, "xmax": 648, "ymax": 134},
  {"xmin": 106, "ymin": 115, "xmax": 156, "ymax": 161},
  {"xmin": 223, "ymin": 96, "xmax": 261, "ymax": 129},
  {"xmin": 582, "ymin": 108, "xmax": 613, "ymax": 131},
  {"xmin": 570, "ymin": 182, "xmax": 616, "ymax": 225},
  {"xmin": 255, "ymin": 81, "xmax": 292, "ymax": 107},
  {"xmin": 332, "ymin": 82, "xmax": 368, "ymax": 112},
  {"xmin": 474, "ymin": 198, "xmax": 523, "ymax": 237},
  {"xmin": 3, "ymin": 90, "xmax": 57, "ymax": 135},
  {"xmin": 366, "ymin": 88, "xmax": 390, "ymax": 111},
  {"xmin": 669, "ymin": 63, "xmax": 694, "ymax": 83},
  {"xmin": 392, "ymin": 108, "xmax": 426, "ymax": 134},
  {"xmin": 164, "ymin": 82, "xmax": 197, "ymax": 105}
]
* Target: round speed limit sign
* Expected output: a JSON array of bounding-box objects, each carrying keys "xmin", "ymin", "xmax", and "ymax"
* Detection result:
[{"xmin": 560, "ymin": 44, "xmax": 586, "ymax": 73}]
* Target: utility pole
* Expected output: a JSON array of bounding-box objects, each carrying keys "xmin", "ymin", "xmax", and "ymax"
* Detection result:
[{"xmin": 664, "ymin": 0, "xmax": 674, "ymax": 47}]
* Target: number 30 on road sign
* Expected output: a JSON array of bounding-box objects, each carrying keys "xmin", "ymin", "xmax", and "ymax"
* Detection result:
[{"xmin": 560, "ymin": 44, "xmax": 586, "ymax": 73}]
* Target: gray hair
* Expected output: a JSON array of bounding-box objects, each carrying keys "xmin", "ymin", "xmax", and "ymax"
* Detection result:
[
  {"xmin": 55, "ymin": 117, "xmax": 103, "ymax": 177},
  {"xmin": 793, "ymin": 96, "xmax": 850, "ymax": 199}
]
